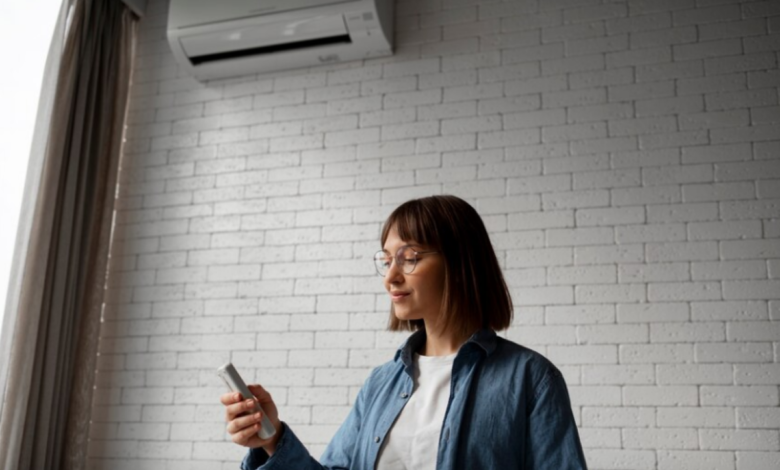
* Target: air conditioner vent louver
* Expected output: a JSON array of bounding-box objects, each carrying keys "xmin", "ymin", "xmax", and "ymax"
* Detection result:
[{"xmin": 189, "ymin": 35, "xmax": 352, "ymax": 65}]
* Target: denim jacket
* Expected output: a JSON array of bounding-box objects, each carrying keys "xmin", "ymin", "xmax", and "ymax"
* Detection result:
[{"xmin": 242, "ymin": 328, "xmax": 587, "ymax": 470}]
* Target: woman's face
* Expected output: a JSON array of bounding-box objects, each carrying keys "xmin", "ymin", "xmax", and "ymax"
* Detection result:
[{"xmin": 382, "ymin": 225, "xmax": 446, "ymax": 327}]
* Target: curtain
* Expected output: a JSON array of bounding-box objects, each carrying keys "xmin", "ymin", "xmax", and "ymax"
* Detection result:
[{"xmin": 0, "ymin": 1, "xmax": 137, "ymax": 469}]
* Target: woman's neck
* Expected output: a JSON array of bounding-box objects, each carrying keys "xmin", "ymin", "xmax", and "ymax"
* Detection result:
[{"xmin": 420, "ymin": 324, "xmax": 470, "ymax": 356}]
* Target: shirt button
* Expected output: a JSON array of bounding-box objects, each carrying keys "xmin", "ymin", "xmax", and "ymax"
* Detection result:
[
  {"xmin": 374, "ymin": 436, "xmax": 381, "ymax": 443},
  {"xmin": 400, "ymin": 392, "xmax": 409, "ymax": 398}
]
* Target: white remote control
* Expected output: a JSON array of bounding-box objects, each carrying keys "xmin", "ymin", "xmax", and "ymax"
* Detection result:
[{"xmin": 217, "ymin": 362, "xmax": 276, "ymax": 439}]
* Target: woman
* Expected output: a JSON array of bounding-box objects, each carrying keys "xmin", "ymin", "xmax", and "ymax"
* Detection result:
[{"xmin": 221, "ymin": 195, "xmax": 587, "ymax": 469}]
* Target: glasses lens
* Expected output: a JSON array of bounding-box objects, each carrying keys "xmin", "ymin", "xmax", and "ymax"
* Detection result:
[
  {"xmin": 398, "ymin": 247, "xmax": 417, "ymax": 274},
  {"xmin": 373, "ymin": 247, "xmax": 418, "ymax": 276},
  {"xmin": 374, "ymin": 251, "xmax": 391, "ymax": 276}
]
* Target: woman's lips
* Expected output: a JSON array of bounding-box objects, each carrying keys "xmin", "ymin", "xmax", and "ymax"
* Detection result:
[{"xmin": 390, "ymin": 292, "xmax": 410, "ymax": 301}]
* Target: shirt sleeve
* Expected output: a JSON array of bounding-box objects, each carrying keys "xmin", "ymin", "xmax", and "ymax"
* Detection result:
[
  {"xmin": 240, "ymin": 369, "xmax": 376, "ymax": 470},
  {"xmin": 524, "ymin": 367, "xmax": 588, "ymax": 470}
]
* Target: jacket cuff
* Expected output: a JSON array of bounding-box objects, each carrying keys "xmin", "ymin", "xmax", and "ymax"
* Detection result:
[{"xmin": 241, "ymin": 422, "xmax": 305, "ymax": 470}]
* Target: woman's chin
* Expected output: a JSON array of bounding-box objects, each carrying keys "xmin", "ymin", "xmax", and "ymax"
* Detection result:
[{"xmin": 393, "ymin": 309, "xmax": 419, "ymax": 322}]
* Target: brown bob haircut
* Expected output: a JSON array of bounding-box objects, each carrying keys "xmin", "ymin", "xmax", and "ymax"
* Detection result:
[{"xmin": 380, "ymin": 194, "xmax": 513, "ymax": 339}]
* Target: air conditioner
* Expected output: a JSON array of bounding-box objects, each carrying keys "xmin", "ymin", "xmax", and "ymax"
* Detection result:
[{"xmin": 167, "ymin": 0, "xmax": 394, "ymax": 81}]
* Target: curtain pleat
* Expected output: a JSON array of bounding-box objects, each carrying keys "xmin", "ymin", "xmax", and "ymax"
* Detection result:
[{"xmin": 0, "ymin": 0, "xmax": 137, "ymax": 469}]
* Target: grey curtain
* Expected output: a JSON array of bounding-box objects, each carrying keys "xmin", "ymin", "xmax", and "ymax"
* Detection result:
[{"xmin": 0, "ymin": 1, "xmax": 137, "ymax": 469}]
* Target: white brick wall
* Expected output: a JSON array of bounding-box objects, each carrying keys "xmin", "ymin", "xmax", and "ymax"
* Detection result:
[{"xmin": 88, "ymin": 0, "xmax": 780, "ymax": 469}]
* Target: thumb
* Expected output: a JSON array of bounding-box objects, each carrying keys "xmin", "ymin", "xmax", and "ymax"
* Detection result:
[{"xmin": 248, "ymin": 384, "xmax": 272, "ymax": 401}]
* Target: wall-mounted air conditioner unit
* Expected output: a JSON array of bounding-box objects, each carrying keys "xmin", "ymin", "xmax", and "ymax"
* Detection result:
[{"xmin": 167, "ymin": 0, "xmax": 394, "ymax": 81}]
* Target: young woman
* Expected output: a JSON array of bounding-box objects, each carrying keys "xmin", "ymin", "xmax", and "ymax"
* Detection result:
[{"xmin": 220, "ymin": 195, "xmax": 588, "ymax": 469}]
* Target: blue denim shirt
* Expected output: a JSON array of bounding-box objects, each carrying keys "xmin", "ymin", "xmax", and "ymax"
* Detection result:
[{"xmin": 242, "ymin": 328, "xmax": 587, "ymax": 470}]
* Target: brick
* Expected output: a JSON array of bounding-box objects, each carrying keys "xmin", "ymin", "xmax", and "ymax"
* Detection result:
[
  {"xmin": 577, "ymin": 207, "xmax": 646, "ymax": 227},
  {"xmin": 543, "ymin": 190, "xmax": 609, "ymax": 210},
  {"xmin": 508, "ymin": 325, "xmax": 576, "ymax": 345},
  {"xmin": 720, "ymin": 200, "xmax": 780, "ymax": 220},
  {"xmin": 625, "ymin": 428, "xmax": 699, "ymax": 450},
  {"xmin": 737, "ymin": 407, "xmax": 780, "ymax": 431},
  {"xmin": 548, "ymin": 227, "xmax": 615, "ymax": 246},
  {"xmin": 620, "ymin": 263, "xmax": 690, "ymax": 283},
  {"xmin": 723, "ymin": 280, "xmax": 780, "ymax": 300},
  {"xmin": 586, "ymin": 449, "xmax": 655, "ymax": 470},
  {"xmin": 647, "ymin": 203, "xmax": 719, "ymax": 223},
  {"xmin": 681, "ymin": 109, "xmax": 750, "ymax": 131},
  {"xmin": 574, "ymin": 169, "xmax": 640, "ymax": 190},
  {"xmin": 659, "ymin": 364, "xmax": 733, "ymax": 385},
  {"xmin": 546, "ymin": 304, "xmax": 615, "ymax": 325},
  {"xmin": 569, "ymin": 104, "xmax": 634, "ymax": 124},
  {"xmin": 652, "ymin": 322, "xmax": 726, "ymax": 343},
  {"xmin": 672, "ymin": 4, "xmax": 740, "ymax": 26},
  {"xmin": 699, "ymin": 18, "xmax": 766, "ymax": 41},
  {"xmin": 575, "ymin": 244, "xmax": 643, "ymax": 265},
  {"xmin": 506, "ymin": 75, "xmax": 568, "ymax": 97},
  {"xmin": 544, "ymin": 88, "xmax": 607, "ymax": 108},
  {"xmin": 635, "ymin": 94, "xmax": 704, "ymax": 117},
  {"xmin": 692, "ymin": 260, "xmax": 767, "ymax": 281},
  {"xmin": 716, "ymin": 161, "xmax": 780, "ymax": 181},
  {"xmin": 547, "ymin": 345, "xmax": 617, "ymax": 365},
  {"xmin": 643, "ymin": 164, "xmax": 714, "ymax": 186},
  {"xmin": 734, "ymin": 365, "xmax": 780, "ymax": 385},
  {"xmin": 674, "ymin": 39, "xmax": 742, "ymax": 61},
  {"xmin": 707, "ymin": 89, "xmax": 778, "ymax": 113},
  {"xmin": 648, "ymin": 281, "xmax": 722, "ymax": 302},
  {"xmin": 576, "ymin": 284, "xmax": 646, "ymax": 303},
  {"xmin": 548, "ymin": 265, "xmax": 616, "ymax": 284},
  {"xmin": 617, "ymin": 303, "xmax": 689, "ymax": 323},
  {"xmin": 692, "ymin": 301, "xmax": 768, "ymax": 322},
  {"xmin": 657, "ymin": 407, "xmax": 734, "ymax": 428},
  {"xmin": 700, "ymin": 429, "xmax": 780, "ymax": 450},
  {"xmin": 727, "ymin": 322, "xmax": 780, "ymax": 342},
  {"xmin": 657, "ymin": 450, "xmax": 735, "ymax": 470},
  {"xmin": 736, "ymin": 451, "xmax": 780, "ymax": 469},
  {"xmin": 512, "ymin": 286, "xmax": 574, "ymax": 306},
  {"xmin": 683, "ymin": 182, "xmax": 755, "ymax": 202},
  {"xmin": 696, "ymin": 343, "xmax": 773, "ymax": 363},
  {"xmin": 615, "ymin": 224, "xmax": 686, "ymax": 244},
  {"xmin": 504, "ymin": 109, "xmax": 565, "ymax": 129},
  {"xmin": 612, "ymin": 186, "xmax": 681, "ymax": 206},
  {"xmin": 621, "ymin": 344, "xmax": 693, "ymax": 363},
  {"xmin": 612, "ymin": 148, "xmax": 680, "ymax": 169},
  {"xmin": 624, "ymin": 386, "xmax": 698, "ymax": 406},
  {"xmin": 569, "ymin": 68, "xmax": 634, "ymax": 91},
  {"xmin": 582, "ymin": 406, "xmax": 654, "ymax": 427},
  {"xmin": 578, "ymin": 325, "xmax": 648, "ymax": 344}
]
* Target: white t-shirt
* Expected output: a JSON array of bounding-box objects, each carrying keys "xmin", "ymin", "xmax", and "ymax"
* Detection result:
[{"xmin": 375, "ymin": 352, "xmax": 456, "ymax": 470}]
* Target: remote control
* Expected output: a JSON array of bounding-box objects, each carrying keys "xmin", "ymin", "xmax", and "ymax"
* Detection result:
[{"xmin": 217, "ymin": 362, "xmax": 276, "ymax": 439}]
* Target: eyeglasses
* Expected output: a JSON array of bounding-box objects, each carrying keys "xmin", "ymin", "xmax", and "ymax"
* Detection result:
[{"xmin": 373, "ymin": 245, "xmax": 439, "ymax": 277}]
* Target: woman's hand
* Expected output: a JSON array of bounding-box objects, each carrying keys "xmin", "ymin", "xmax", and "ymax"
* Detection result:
[{"xmin": 221, "ymin": 384, "xmax": 283, "ymax": 455}]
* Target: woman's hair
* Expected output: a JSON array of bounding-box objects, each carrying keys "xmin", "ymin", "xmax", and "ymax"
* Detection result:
[{"xmin": 380, "ymin": 194, "xmax": 513, "ymax": 338}]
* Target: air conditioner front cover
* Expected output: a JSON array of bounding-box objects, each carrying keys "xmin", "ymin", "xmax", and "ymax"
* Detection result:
[{"xmin": 167, "ymin": 0, "xmax": 393, "ymax": 80}]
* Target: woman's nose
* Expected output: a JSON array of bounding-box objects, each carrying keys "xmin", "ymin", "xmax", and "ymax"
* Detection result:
[{"xmin": 385, "ymin": 256, "xmax": 404, "ymax": 282}]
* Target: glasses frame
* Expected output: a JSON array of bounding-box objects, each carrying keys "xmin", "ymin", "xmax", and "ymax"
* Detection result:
[{"xmin": 373, "ymin": 245, "xmax": 439, "ymax": 277}]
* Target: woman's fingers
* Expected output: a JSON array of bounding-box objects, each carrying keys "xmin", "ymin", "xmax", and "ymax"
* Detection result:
[
  {"xmin": 219, "ymin": 383, "xmax": 279, "ymax": 449},
  {"xmin": 248, "ymin": 384, "xmax": 270, "ymax": 400},
  {"xmin": 227, "ymin": 410, "xmax": 263, "ymax": 435},
  {"xmin": 224, "ymin": 398, "xmax": 259, "ymax": 422},
  {"xmin": 220, "ymin": 391, "xmax": 242, "ymax": 406},
  {"xmin": 232, "ymin": 420, "xmax": 262, "ymax": 445}
]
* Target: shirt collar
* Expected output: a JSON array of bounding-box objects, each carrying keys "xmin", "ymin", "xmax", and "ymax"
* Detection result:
[{"xmin": 394, "ymin": 328, "xmax": 498, "ymax": 369}]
